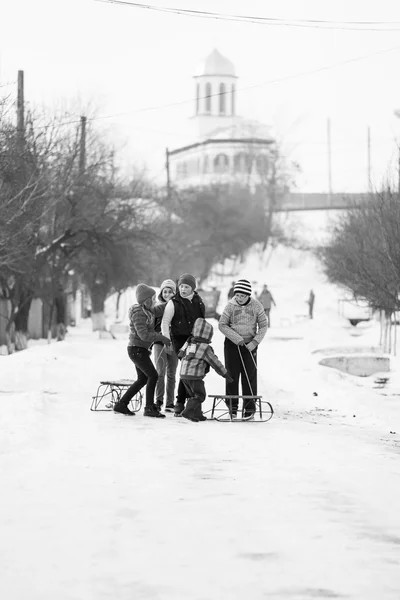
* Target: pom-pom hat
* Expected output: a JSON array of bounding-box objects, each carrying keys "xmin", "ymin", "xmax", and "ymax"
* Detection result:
[{"xmin": 233, "ymin": 279, "xmax": 252, "ymax": 296}]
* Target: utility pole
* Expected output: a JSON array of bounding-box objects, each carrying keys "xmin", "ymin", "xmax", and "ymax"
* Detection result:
[
  {"xmin": 327, "ymin": 117, "xmax": 332, "ymax": 204},
  {"xmin": 367, "ymin": 126, "xmax": 372, "ymax": 194},
  {"xmin": 79, "ymin": 115, "xmax": 87, "ymax": 176},
  {"xmin": 17, "ymin": 70, "xmax": 24, "ymax": 153},
  {"xmin": 165, "ymin": 147, "xmax": 171, "ymax": 201}
]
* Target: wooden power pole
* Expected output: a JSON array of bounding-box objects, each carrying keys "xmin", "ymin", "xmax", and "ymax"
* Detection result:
[
  {"xmin": 79, "ymin": 116, "xmax": 87, "ymax": 176},
  {"xmin": 17, "ymin": 70, "xmax": 24, "ymax": 152},
  {"xmin": 327, "ymin": 117, "xmax": 332, "ymax": 204},
  {"xmin": 165, "ymin": 147, "xmax": 171, "ymax": 200},
  {"xmin": 367, "ymin": 126, "xmax": 372, "ymax": 193}
]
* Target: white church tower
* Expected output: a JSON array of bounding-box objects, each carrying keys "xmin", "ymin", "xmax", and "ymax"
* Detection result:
[{"xmin": 193, "ymin": 48, "xmax": 238, "ymax": 138}]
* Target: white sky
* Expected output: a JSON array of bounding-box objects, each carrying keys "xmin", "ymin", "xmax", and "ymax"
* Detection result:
[
  {"xmin": 2, "ymin": 0, "xmax": 400, "ymax": 191},
  {"xmin": 2, "ymin": 239, "xmax": 400, "ymax": 598}
]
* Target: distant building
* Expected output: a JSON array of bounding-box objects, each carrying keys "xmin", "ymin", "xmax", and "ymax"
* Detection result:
[{"xmin": 168, "ymin": 49, "xmax": 274, "ymax": 189}]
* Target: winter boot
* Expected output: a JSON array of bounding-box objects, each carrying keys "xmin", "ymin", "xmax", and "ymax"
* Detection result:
[
  {"xmin": 114, "ymin": 401, "xmax": 135, "ymax": 416},
  {"xmin": 144, "ymin": 405, "xmax": 166, "ymax": 418},
  {"xmin": 174, "ymin": 402, "xmax": 185, "ymax": 417},
  {"xmin": 194, "ymin": 400, "xmax": 207, "ymax": 421},
  {"xmin": 165, "ymin": 403, "xmax": 175, "ymax": 412},
  {"xmin": 181, "ymin": 398, "xmax": 200, "ymax": 422},
  {"xmin": 155, "ymin": 402, "xmax": 163, "ymax": 412}
]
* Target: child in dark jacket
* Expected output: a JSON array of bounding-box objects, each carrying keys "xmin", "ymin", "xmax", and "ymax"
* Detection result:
[{"xmin": 178, "ymin": 318, "xmax": 233, "ymax": 422}]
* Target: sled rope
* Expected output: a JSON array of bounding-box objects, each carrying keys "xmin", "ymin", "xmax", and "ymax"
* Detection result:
[{"xmin": 237, "ymin": 345, "xmax": 255, "ymax": 397}]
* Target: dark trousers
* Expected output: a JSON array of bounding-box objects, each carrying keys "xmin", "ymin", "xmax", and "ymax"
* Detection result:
[
  {"xmin": 120, "ymin": 346, "xmax": 159, "ymax": 408},
  {"xmin": 172, "ymin": 334, "xmax": 191, "ymax": 405},
  {"xmin": 224, "ymin": 338, "xmax": 257, "ymax": 412},
  {"xmin": 181, "ymin": 379, "xmax": 206, "ymax": 403}
]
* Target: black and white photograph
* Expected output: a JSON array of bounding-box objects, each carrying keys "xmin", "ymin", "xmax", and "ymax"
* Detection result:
[{"xmin": 1, "ymin": 1, "xmax": 400, "ymax": 598}]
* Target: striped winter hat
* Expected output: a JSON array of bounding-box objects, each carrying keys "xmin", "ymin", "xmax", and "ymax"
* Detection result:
[{"xmin": 234, "ymin": 279, "xmax": 252, "ymax": 296}]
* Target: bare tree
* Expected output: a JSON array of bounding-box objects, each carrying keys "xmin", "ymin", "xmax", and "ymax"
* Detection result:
[{"xmin": 319, "ymin": 189, "xmax": 400, "ymax": 353}]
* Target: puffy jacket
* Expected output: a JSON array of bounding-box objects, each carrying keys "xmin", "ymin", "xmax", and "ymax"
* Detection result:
[
  {"xmin": 128, "ymin": 304, "xmax": 165, "ymax": 349},
  {"xmin": 170, "ymin": 292, "xmax": 205, "ymax": 339},
  {"xmin": 179, "ymin": 318, "xmax": 228, "ymax": 380}
]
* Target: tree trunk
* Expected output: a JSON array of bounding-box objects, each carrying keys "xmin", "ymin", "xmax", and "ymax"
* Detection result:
[
  {"xmin": 90, "ymin": 284, "xmax": 108, "ymax": 332},
  {"xmin": 14, "ymin": 288, "xmax": 33, "ymax": 352}
]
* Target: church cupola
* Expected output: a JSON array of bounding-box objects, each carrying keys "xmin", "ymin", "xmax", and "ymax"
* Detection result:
[{"xmin": 194, "ymin": 49, "xmax": 237, "ymax": 126}]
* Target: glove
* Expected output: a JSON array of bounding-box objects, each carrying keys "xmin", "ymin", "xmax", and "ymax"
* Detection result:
[
  {"xmin": 225, "ymin": 372, "xmax": 234, "ymax": 383},
  {"xmin": 245, "ymin": 341, "xmax": 257, "ymax": 352},
  {"xmin": 159, "ymin": 335, "xmax": 171, "ymax": 347}
]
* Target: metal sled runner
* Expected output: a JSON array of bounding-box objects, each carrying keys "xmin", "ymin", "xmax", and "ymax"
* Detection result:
[
  {"xmin": 208, "ymin": 395, "xmax": 274, "ymax": 422},
  {"xmin": 90, "ymin": 379, "xmax": 142, "ymax": 412}
]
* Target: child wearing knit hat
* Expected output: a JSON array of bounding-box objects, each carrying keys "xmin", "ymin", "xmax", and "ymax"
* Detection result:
[
  {"xmin": 113, "ymin": 283, "xmax": 171, "ymax": 418},
  {"xmin": 161, "ymin": 273, "xmax": 206, "ymax": 416},
  {"xmin": 153, "ymin": 279, "xmax": 178, "ymax": 412},
  {"xmin": 218, "ymin": 279, "xmax": 268, "ymax": 419}
]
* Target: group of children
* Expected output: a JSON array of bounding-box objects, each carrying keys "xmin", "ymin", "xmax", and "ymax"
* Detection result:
[{"xmin": 113, "ymin": 274, "xmax": 268, "ymax": 422}]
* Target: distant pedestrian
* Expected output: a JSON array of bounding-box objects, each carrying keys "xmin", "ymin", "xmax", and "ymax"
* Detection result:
[
  {"xmin": 114, "ymin": 283, "xmax": 171, "ymax": 417},
  {"xmin": 257, "ymin": 284, "xmax": 276, "ymax": 327},
  {"xmin": 307, "ymin": 289, "xmax": 315, "ymax": 319},
  {"xmin": 227, "ymin": 281, "xmax": 236, "ymax": 300},
  {"xmin": 153, "ymin": 279, "xmax": 178, "ymax": 412},
  {"xmin": 178, "ymin": 318, "xmax": 233, "ymax": 422},
  {"xmin": 218, "ymin": 279, "xmax": 268, "ymax": 419},
  {"xmin": 161, "ymin": 273, "xmax": 205, "ymax": 416}
]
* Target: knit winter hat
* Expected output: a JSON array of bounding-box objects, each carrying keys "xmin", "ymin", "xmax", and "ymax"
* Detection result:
[
  {"xmin": 234, "ymin": 279, "xmax": 252, "ymax": 296},
  {"xmin": 136, "ymin": 283, "xmax": 156, "ymax": 304},
  {"xmin": 160, "ymin": 279, "xmax": 176, "ymax": 294},
  {"xmin": 178, "ymin": 273, "xmax": 196, "ymax": 290}
]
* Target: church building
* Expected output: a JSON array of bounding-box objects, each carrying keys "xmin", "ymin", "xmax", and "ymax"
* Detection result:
[{"xmin": 168, "ymin": 49, "xmax": 275, "ymax": 189}]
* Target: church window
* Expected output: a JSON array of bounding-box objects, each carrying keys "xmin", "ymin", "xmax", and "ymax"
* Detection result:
[
  {"xmin": 219, "ymin": 83, "xmax": 226, "ymax": 114},
  {"xmin": 231, "ymin": 84, "xmax": 236, "ymax": 115},
  {"xmin": 205, "ymin": 83, "xmax": 212, "ymax": 113},
  {"xmin": 213, "ymin": 154, "xmax": 229, "ymax": 173},
  {"xmin": 234, "ymin": 152, "xmax": 250, "ymax": 173},
  {"xmin": 256, "ymin": 154, "xmax": 269, "ymax": 175}
]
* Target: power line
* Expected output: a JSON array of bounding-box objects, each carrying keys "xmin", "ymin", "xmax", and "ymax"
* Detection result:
[
  {"xmin": 95, "ymin": 1, "xmax": 400, "ymax": 32},
  {"xmin": 30, "ymin": 43, "xmax": 400, "ymax": 131}
]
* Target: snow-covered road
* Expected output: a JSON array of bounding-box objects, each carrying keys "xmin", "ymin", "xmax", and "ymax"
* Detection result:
[{"xmin": 1, "ymin": 319, "xmax": 400, "ymax": 600}]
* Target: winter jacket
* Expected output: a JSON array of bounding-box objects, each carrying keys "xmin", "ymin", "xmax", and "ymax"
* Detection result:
[
  {"xmin": 257, "ymin": 288, "xmax": 275, "ymax": 309},
  {"xmin": 179, "ymin": 318, "xmax": 228, "ymax": 380},
  {"xmin": 153, "ymin": 302, "xmax": 167, "ymax": 345},
  {"xmin": 128, "ymin": 304, "xmax": 165, "ymax": 349},
  {"xmin": 169, "ymin": 292, "xmax": 205, "ymax": 339},
  {"xmin": 218, "ymin": 297, "xmax": 268, "ymax": 349}
]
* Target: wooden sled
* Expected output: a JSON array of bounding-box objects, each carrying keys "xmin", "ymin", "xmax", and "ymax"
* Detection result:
[
  {"xmin": 90, "ymin": 379, "xmax": 142, "ymax": 412},
  {"xmin": 207, "ymin": 395, "xmax": 274, "ymax": 422}
]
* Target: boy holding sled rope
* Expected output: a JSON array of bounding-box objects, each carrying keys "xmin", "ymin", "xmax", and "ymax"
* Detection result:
[{"xmin": 218, "ymin": 279, "xmax": 268, "ymax": 419}]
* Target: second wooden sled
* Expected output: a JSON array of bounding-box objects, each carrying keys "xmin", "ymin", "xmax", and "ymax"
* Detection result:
[
  {"xmin": 90, "ymin": 379, "xmax": 142, "ymax": 413},
  {"xmin": 207, "ymin": 395, "xmax": 274, "ymax": 422}
]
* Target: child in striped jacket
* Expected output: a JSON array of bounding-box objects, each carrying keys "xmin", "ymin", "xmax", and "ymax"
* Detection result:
[{"xmin": 178, "ymin": 318, "xmax": 233, "ymax": 422}]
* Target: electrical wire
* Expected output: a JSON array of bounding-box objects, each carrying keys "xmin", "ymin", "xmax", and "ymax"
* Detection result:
[
  {"xmin": 95, "ymin": 1, "xmax": 400, "ymax": 32},
  {"xmin": 31, "ymin": 43, "xmax": 400, "ymax": 130}
]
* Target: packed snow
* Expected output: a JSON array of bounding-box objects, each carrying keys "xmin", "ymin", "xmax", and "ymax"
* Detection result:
[{"xmin": 1, "ymin": 241, "xmax": 400, "ymax": 600}]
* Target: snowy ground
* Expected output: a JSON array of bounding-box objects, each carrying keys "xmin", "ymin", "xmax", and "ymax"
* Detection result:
[{"xmin": 1, "ymin": 245, "xmax": 400, "ymax": 600}]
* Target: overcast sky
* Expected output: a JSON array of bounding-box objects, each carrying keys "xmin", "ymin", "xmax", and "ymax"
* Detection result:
[{"xmin": 2, "ymin": 0, "xmax": 400, "ymax": 192}]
